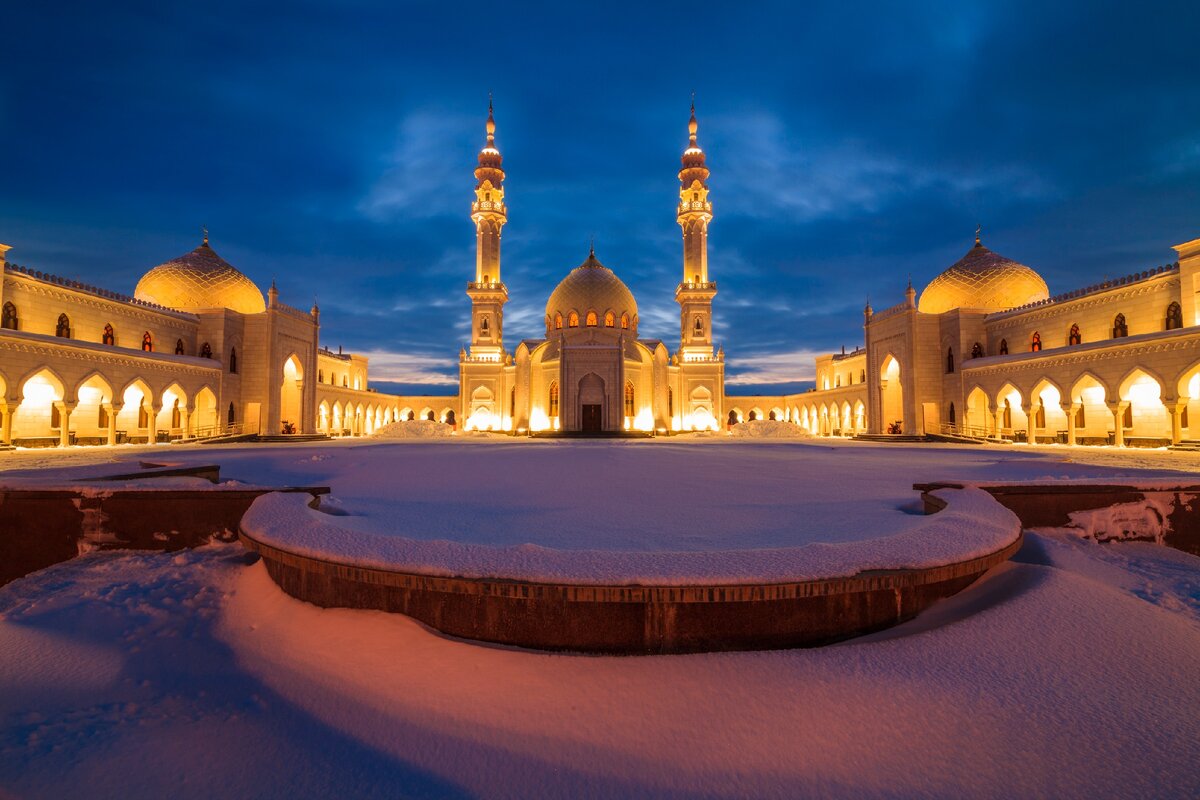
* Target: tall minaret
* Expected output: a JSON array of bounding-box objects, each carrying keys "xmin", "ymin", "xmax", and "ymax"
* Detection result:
[
  {"xmin": 467, "ymin": 97, "xmax": 508, "ymax": 360},
  {"xmin": 675, "ymin": 99, "xmax": 716, "ymax": 359}
]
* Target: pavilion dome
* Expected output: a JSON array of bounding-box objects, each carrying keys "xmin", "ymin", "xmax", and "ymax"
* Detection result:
[
  {"xmin": 918, "ymin": 239, "xmax": 1049, "ymax": 314},
  {"xmin": 134, "ymin": 239, "xmax": 266, "ymax": 314},
  {"xmin": 545, "ymin": 249, "xmax": 638, "ymax": 333}
]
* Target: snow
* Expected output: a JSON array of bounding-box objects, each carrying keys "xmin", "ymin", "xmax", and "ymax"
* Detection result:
[
  {"xmin": 728, "ymin": 419, "xmax": 811, "ymax": 438},
  {"xmin": 370, "ymin": 419, "xmax": 453, "ymax": 439},
  {"xmin": 243, "ymin": 485, "xmax": 1017, "ymax": 584},
  {"xmin": 1, "ymin": 534, "xmax": 1198, "ymax": 798}
]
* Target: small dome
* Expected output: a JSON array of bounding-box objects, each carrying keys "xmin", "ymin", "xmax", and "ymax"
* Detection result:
[
  {"xmin": 135, "ymin": 241, "xmax": 266, "ymax": 314},
  {"xmin": 545, "ymin": 250, "xmax": 638, "ymax": 332},
  {"xmin": 918, "ymin": 241, "xmax": 1049, "ymax": 314}
]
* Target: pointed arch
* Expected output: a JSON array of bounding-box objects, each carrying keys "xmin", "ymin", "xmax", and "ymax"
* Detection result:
[
  {"xmin": 1, "ymin": 301, "xmax": 17, "ymax": 330},
  {"xmin": 1067, "ymin": 324, "xmax": 1081, "ymax": 346},
  {"xmin": 102, "ymin": 323, "xmax": 115, "ymax": 346},
  {"xmin": 585, "ymin": 310, "xmax": 598, "ymax": 327},
  {"xmin": 55, "ymin": 313, "xmax": 71, "ymax": 338}
]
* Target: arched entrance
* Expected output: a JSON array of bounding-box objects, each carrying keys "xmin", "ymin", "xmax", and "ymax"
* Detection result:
[
  {"xmin": 280, "ymin": 354, "xmax": 303, "ymax": 434},
  {"xmin": 578, "ymin": 373, "xmax": 605, "ymax": 432},
  {"xmin": 880, "ymin": 355, "xmax": 904, "ymax": 433}
]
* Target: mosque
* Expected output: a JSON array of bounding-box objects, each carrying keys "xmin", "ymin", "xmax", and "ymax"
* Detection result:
[{"xmin": 1, "ymin": 101, "xmax": 1198, "ymax": 447}]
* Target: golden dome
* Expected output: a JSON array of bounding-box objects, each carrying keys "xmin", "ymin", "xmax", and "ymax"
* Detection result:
[
  {"xmin": 134, "ymin": 240, "xmax": 266, "ymax": 314},
  {"xmin": 545, "ymin": 249, "xmax": 638, "ymax": 334},
  {"xmin": 918, "ymin": 240, "xmax": 1048, "ymax": 314}
]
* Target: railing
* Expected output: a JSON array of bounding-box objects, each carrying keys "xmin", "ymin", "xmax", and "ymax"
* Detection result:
[
  {"xmin": 4, "ymin": 262, "xmax": 195, "ymax": 318},
  {"xmin": 467, "ymin": 281, "xmax": 506, "ymax": 291},
  {"xmin": 993, "ymin": 261, "xmax": 1180, "ymax": 318},
  {"xmin": 939, "ymin": 423, "xmax": 995, "ymax": 439},
  {"xmin": 677, "ymin": 281, "xmax": 717, "ymax": 291},
  {"xmin": 189, "ymin": 422, "xmax": 251, "ymax": 440}
]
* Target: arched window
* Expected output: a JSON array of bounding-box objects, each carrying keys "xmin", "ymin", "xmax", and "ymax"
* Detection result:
[
  {"xmin": 1030, "ymin": 333, "xmax": 1041, "ymax": 352},
  {"xmin": 1, "ymin": 301, "xmax": 17, "ymax": 330},
  {"xmin": 1112, "ymin": 313, "xmax": 1128, "ymax": 338},
  {"xmin": 407, "ymin": 410, "xmax": 415, "ymax": 421},
  {"xmin": 624, "ymin": 381, "xmax": 635, "ymax": 417},
  {"xmin": 228, "ymin": 402, "xmax": 236, "ymax": 425},
  {"xmin": 229, "ymin": 347, "xmax": 238, "ymax": 373},
  {"xmin": 1166, "ymin": 302, "xmax": 1183, "ymax": 330},
  {"xmin": 668, "ymin": 387, "xmax": 673, "ymax": 417},
  {"xmin": 860, "ymin": 369, "xmax": 866, "ymax": 383},
  {"xmin": 55, "ymin": 314, "xmax": 70, "ymax": 338},
  {"xmin": 102, "ymin": 323, "xmax": 115, "ymax": 345},
  {"xmin": 835, "ymin": 375, "xmax": 841, "ymax": 387},
  {"xmin": 174, "ymin": 338, "xmax": 184, "ymax": 355},
  {"xmin": 620, "ymin": 313, "xmax": 629, "ymax": 329},
  {"xmin": 693, "ymin": 316, "xmax": 703, "ymax": 336},
  {"xmin": 948, "ymin": 402, "xmax": 956, "ymax": 425},
  {"xmin": 748, "ymin": 409, "xmax": 758, "ymax": 421},
  {"xmin": 999, "ymin": 338, "xmax": 1009, "ymax": 355},
  {"xmin": 768, "ymin": 409, "xmax": 777, "ymax": 420},
  {"xmin": 586, "ymin": 310, "xmax": 597, "ymax": 327},
  {"xmin": 142, "ymin": 332, "xmax": 153, "ymax": 352},
  {"xmin": 548, "ymin": 381, "xmax": 559, "ymax": 417},
  {"xmin": 200, "ymin": 342, "xmax": 213, "ymax": 358},
  {"xmin": 1068, "ymin": 324, "xmax": 1081, "ymax": 345},
  {"xmin": 604, "ymin": 311, "xmax": 615, "ymax": 327},
  {"xmin": 342, "ymin": 375, "xmax": 348, "ymax": 387},
  {"xmin": 568, "ymin": 311, "xmax": 579, "ymax": 328},
  {"xmin": 318, "ymin": 369, "xmax": 323, "ymax": 383},
  {"xmin": 445, "ymin": 410, "xmax": 456, "ymax": 426},
  {"xmin": 510, "ymin": 388, "xmax": 516, "ymax": 418},
  {"xmin": 971, "ymin": 342, "xmax": 983, "ymax": 359},
  {"xmin": 946, "ymin": 347, "xmax": 955, "ymax": 374},
  {"xmin": 480, "ymin": 316, "xmax": 490, "ymax": 335},
  {"xmin": 554, "ymin": 313, "xmax": 563, "ymax": 330},
  {"xmin": 728, "ymin": 410, "xmax": 738, "ymax": 426},
  {"xmin": 426, "ymin": 409, "xmax": 436, "ymax": 421}
]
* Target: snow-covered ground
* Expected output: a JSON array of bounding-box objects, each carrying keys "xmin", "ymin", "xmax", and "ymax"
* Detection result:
[{"xmin": 2, "ymin": 438, "xmax": 1200, "ymax": 797}]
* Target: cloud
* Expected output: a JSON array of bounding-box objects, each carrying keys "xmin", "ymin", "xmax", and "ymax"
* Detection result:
[
  {"xmin": 359, "ymin": 111, "xmax": 478, "ymax": 221},
  {"xmin": 356, "ymin": 350, "xmax": 458, "ymax": 386},
  {"xmin": 725, "ymin": 349, "xmax": 825, "ymax": 385},
  {"xmin": 714, "ymin": 112, "xmax": 1057, "ymax": 224}
]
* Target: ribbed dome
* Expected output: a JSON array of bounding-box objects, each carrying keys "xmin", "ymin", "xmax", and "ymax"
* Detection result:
[
  {"xmin": 135, "ymin": 241, "xmax": 266, "ymax": 314},
  {"xmin": 918, "ymin": 241, "xmax": 1049, "ymax": 314},
  {"xmin": 545, "ymin": 250, "xmax": 638, "ymax": 333}
]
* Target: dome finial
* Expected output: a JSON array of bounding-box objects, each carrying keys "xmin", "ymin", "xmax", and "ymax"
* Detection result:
[
  {"xmin": 485, "ymin": 92, "xmax": 495, "ymax": 147},
  {"xmin": 202, "ymin": 225, "xmax": 208, "ymax": 247},
  {"xmin": 688, "ymin": 92, "xmax": 698, "ymax": 146},
  {"xmin": 975, "ymin": 223, "xmax": 982, "ymax": 247},
  {"xmin": 589, "ymin": 234, "xmax": 595, "ymax": 258}
]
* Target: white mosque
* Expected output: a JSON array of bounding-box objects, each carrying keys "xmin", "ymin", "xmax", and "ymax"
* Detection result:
[{"xmin": 2, "ymin": 101, "xmax": 1198, "ymax": 448}]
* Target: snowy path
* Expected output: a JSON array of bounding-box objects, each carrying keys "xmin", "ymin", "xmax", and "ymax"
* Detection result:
[{"xmin": 1, "ymin": 534, "xmax": 1198, "ymax": 799}]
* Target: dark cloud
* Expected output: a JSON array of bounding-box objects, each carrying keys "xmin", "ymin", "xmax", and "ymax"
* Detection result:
[{"xmin": 2, "ymin": 0, "xmax": 1197, "ymax": 394}]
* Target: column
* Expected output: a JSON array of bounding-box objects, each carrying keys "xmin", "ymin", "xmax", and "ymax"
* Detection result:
[
  {"xmin": 990, "ymin": 405, "xmax": 1002, "ymax": 439},
  {"xmin": 1168, "ymin": 397, "xmax": 1187, "ymax": 445},
  {"xmin": 1108, "ymin": 401, "xmax": 1129, "ymax": 447},
  {"xmin": 1022, "ymin": 403, "xmax": 1035, "ymax": 444},
  {"xmin": 1062, "ymin": 403, "xmax": 1078, "ymax": 446},
  {"xmin": 182, "ymin": 406, "xmax": 193, "ymax": 440},
  {"xmin": 57, "ymin": 401, "xmax": 76, "ymax": 448},
  {"xmin": 148, "ymin": 403, "xmax": 162, "ymax": 444},
  {"xmin": 0, "ymin": 401, "xmax": 15, "ymax": 445},
  {"xmin": 105, "ymin": 403, "xmax": 119, "ymax": 446}
]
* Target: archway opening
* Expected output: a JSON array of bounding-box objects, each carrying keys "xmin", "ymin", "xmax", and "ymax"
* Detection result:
[
  {"xmin": 1070, "ymin": 375, "xmax": 1109, "ymax": 444},
  {"xmin": 280, "ymin": 355, "xmax": 303, "ymax": 434},
  {"xmin": 14, "ymin": 370, "xmax": 65, "ymax": 443},
  {"xmin": 74, "ymin": 374, "xmax": 113, "ymax": 443},
  {"xmin": 195, "ymin": 388, "xmax": 218, "ymax": 436},
  {"xmin": 1119, "ymin": 370, "xmax": 1168, "ymax": 441},
  {"xmin": 965, "ymin": 387, "xmax": 990, "ymax": 436},
  {"xmin": 1030, "ymin": 382, "xmax": 1067, "ymax": 443},
  {"xmin": 880, "ymin": 355, "xmax": 904, "ymax": 433},
  {"xmin": 116, "ymin": 381, "xmax": 153, "ymax": 442},
  {"xmin": 578, "ymin": 372, "xmax": 605, "ymax": 432}
]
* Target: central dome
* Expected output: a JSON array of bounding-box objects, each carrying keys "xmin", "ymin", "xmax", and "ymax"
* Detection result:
[
  {"xmin": 134, "ymin": 240, "xmax": 266, "ymax": 314},
  {"xmin": 545, "ymin": 250, "xmax": 638, "ymax": 333},
  {"xmin": 918, "ymin": 240, "xmax": 1049, "ymax": 314}
]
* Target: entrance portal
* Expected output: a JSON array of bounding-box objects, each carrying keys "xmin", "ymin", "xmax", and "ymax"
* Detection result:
[{"xmin": 577, "ymin": 372, "xmax": 605, "ymax": 432}]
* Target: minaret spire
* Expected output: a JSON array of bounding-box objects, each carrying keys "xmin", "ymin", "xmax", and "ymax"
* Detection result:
[
  {"xmin": 676, "ymin": 97, "xmax": 716, "ymax": 360},
  {"xmin": 467, "ymin": 96, "xmax": 509, "ymax": 361}
]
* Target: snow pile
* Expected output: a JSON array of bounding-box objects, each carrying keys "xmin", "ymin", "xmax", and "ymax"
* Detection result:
[
  {"xmin": 4, "ymin": 532, "xmax": 1200, "ymax": 798},
  {"xmin": 729, "ymin": 419, "xmax": 811, "ymax": 438},
  {"xmin": 370, "ymin": 419, "xmax": 453, "ymax": 439},
  {"xmin": 242, "ymin": 486, "xmax": 1019, "ymax": 585}
]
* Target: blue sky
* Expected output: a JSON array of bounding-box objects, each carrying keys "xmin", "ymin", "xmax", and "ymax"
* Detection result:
[{"xmin": 2, "ymin": 1, "xmax": 1197, "ymax": 395}]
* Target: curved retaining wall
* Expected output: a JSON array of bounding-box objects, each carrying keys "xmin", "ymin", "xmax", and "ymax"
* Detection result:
[{"xmin": 240, "ymin": 489, "xmax": 1022, "ymax": 654}]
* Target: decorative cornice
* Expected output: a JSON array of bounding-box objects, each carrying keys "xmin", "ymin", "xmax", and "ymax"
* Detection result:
[
  {"xmin": 987, "ymin": 277, "xmax": 1179, "ymax": 331},
  {"xmin": 962, "ymin": 329, "xmax": 1200, "ymax": 380},
  {"xmin": 0, "ymin": 333, "xmax": 220, "ymax": 378}
]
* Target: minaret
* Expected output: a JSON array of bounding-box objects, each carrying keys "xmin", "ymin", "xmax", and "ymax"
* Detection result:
[
  {"xmin": 675, "ymin": 98, "xmax": 716, "ymax": 359},
  {"xmin": 467, "ymin": 97, "xmax": 508, "ymax": 360}
]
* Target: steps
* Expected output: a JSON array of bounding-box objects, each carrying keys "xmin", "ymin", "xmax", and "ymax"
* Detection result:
[
  {"xmin": 851, "ymin": 433, "xmax": 929, "ymax": 443},
  {"xmin": 1170, "ymin": 439, "xmax": 1200, "ymax": 452}
]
